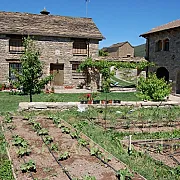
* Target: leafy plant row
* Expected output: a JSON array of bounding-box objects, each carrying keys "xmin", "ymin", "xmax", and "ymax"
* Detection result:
[
  {"xmin": 25, "ymin": 116, "xmax": 74, "ymax": 179},
  {"xmin": 2, "ymin": 115, "xmax": 36, "ymax": 178},
  {"xmin": 48, "ymin": 109, "xmax": 180, "ymax": 180},
  {"xmin": 48, "ymin": 115, "xmax": 134, "ymax": 180}
]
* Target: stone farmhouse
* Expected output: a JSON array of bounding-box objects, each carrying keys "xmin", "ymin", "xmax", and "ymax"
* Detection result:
[
  {"xmin": 0, "ymin": 10, "xmax": 104, "ymax": 88},
  {"xmin": 102, "ymin": 41, "xmax": 134, "ymax": 58},
  {"xmin": 140, "ymin": 19, "xmax": 180, "ymax": 94}
]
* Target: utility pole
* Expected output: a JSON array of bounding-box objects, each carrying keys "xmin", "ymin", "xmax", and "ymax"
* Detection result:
[{"xmin": 86, "ymin": 0, "xmax": 90, "ymax": 17}]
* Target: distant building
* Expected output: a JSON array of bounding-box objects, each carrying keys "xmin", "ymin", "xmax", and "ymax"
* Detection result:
[
  {"xmin": 140, "ymin": 19, "xmax": 180, "ymax": 94},
  {"xmin": 102, "ymin": 41, "xmax": 134, "ymax": 58},
  {"xmin": 0, "ymin": 10, "xmax": 104, "ymax": 87}
]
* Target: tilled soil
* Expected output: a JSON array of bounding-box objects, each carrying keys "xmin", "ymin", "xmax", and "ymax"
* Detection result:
[
  {"xmin": 122, "ymin": 139, "xmax": 180, "ymax": 168},
  {"xmin": 1, "ymin": 116, "xmax": 144, "ymax": 180},
  {"xmin": 94, "ymin": 118, "xmax": 180, "ymax": 133}
]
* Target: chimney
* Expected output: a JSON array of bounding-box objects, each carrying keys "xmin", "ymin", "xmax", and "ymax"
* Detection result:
[{"xmin": 40, "ymin": 8, "xmax": 50, "ymax": 15}]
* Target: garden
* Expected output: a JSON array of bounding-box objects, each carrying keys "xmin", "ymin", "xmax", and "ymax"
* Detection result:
[
  {"xmin": 0, "ymin": 104, "xmax": 180, "ymax": 180},
  {"xmin": 0, "ymin": 37, "xmax": 179, "ymax": 180}
]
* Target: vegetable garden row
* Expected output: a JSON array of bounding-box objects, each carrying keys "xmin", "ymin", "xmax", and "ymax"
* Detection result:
[
  {"xmin": 84, "ymin": 105, "xmax": 180, "ymax": 133},
  {"xmin": 1, "ymin": 114, "xmax": 145, "ymax": 180}
]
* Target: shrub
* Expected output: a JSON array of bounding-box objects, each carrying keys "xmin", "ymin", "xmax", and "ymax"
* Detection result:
[{"xmin": 136, "ymin": 73, "xmax": 171, "ymax": 101}]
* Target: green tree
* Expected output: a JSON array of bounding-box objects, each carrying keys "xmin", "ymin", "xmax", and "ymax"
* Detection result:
[
  {"xmin": 14, "ymin": 37, "xmax": 52, "ymax": 102},
  {"xmin": 136, "ymin": 73, "xmax": 171, "ymax": 101},
  {"xmin": 98, "ymin": 49, "xmax": 108, "ymax": 57}
]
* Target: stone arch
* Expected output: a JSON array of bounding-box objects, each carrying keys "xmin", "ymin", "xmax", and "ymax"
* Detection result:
[
  {"xmin": 156, "ymin": 67, "xmax": 169, "ymax": 82},
  {"xmin": 176, "ymin": 71, "xmax": 180, "ymax": 94}
]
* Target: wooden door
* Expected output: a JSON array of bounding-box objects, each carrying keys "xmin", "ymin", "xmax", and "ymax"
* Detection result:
[{"xmin": 50, "ymin": 64, "xmax": 64, "ymax": 86}]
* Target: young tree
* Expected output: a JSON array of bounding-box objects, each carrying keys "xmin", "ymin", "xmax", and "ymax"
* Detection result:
[
  {"xmin": 137, "ymin": 73, "xmax": 171, "ymax": 101},
  {"xmin": 14, "ymin": 37, "xmax": 52, "ymax": 102}
]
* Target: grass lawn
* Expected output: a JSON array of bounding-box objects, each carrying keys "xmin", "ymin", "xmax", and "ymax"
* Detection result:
[
  {"xmin": 0, "ymin": 125, "xmax": 14, "ymax": 180},
  {"xmin": 0, "ymin": 91, "xmax": 140, "ymax": 113},
  {"xmin": 111, "ymin": 76, "xmax": 136, "ymax": 87}
]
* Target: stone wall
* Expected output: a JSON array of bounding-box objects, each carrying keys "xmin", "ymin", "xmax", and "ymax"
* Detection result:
[
  {"xmin": 146, "ymin": 29, "xmax": 180, "ymax": 93},
  {"xmin": 118, "ymin": 43, "xmax": 134, "ymax": 58},
  {"xmin": 19, "ymin": 101, "xmax": 180, "ymax": 111},
  {"xmin": 106, "ymin": 43, "xmax": 134, "ymax": 58},
  {"xmin": 0, "ymin": 35, "xmax": 99, "ymax": 86}
]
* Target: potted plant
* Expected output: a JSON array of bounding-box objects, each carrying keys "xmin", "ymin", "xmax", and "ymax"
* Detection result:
[
  {"xmin": 113, "ymin": 100, "xmax": 121, "ymax": 104},
  {"xmin": 101, "ymin": 100, "xmax": 107, "ymax": 104},
  {"xmin": 64, "ymin": 85, "xmax": 74, "ymax": 89},
  {"xmin": 92, "ymin": 92, "xmax": 100, "ymax": 104},
  {"xmin": 79, "ymin": 94, "xmax": 88, "ymax": 104}
]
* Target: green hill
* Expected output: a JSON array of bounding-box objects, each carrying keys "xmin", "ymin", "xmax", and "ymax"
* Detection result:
[{"xmin": 134, "ymin": 44, "xmax": 146, "ymax": 57}]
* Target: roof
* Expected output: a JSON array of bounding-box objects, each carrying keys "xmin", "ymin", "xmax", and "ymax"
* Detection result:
[
  {"xmin": 0, "ymin": 11, "xmax": 104, "ymax": 40},
  {"xmin": 102, "ymin": 41, "xmax": 133, "ymax": 50},
  {"xmin": 140, "ymin": 19, "xmax": 180, "ymax": 37},
  {"xmin": 110, "ymin": 41, "xmax": 128, "ymax": 48}
]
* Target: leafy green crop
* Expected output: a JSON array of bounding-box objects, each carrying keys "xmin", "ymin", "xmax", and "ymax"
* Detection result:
[
  {"xmin": 43, "ymin": 135, "xmax": 53, "ymax": 145},
  {"xmin": 53, "ymin": 117, "xmax": 61, "ymax": 125},
  {"xmin": 116, "ymin": 168, "xmax": 133, "ymax": 180},
  {"xmin": 12, "ymin": 135, "xmax": 28, "ymax": 147},
  {"xmin": 17, "ymin": 146, "xmax": 31, "ymax": 157},
  {"xmin": 32, "ymin": 122, "xmax": 42, "ymax": 131},
  {"xmin": 58, "ymin": 151, "xmax": 70, "ymax": 161},
  {"xmin": 50, "ymin": 143, "xmax": 58, "ymax": 152},
  {"xmin": 37, "ymin": 128, "xmax": 48, "ymax": 136},
  {"xmin": 78, "ymin": 138, "xmax": 88, "ymax": 146},
  {"xmin": 20, "ymin": 159, "xmax": 36, "ymax": 172},
  {"xmin": 61, "ymin": 127, "xmax": 70, "ymax": 134},
  {"xmin": 4, "ymin": 114, "xmax": 13, "ymax": 123},
  {"xmin": 83, "ymin": 175, "xmax": 96, "ymax": 180},
  {"xmin": 70, "ymin": 131, "xmax": 79, "ymax": 139}
]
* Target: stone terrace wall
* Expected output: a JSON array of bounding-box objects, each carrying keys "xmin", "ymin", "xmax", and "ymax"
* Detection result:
[{"xmin": 19, "ymin": 101, "xmax": 180, "ymax": 111}]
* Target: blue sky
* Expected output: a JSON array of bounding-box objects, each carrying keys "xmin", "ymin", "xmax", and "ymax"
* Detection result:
[{"xmin": 1, "ymin": 0, "xmax": 180, "ymax": 48}]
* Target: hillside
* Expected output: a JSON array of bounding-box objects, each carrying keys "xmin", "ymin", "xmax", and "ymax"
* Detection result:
[{"xmin": 134, "ymin": 44, "xmax": 146, "ymax": 57}]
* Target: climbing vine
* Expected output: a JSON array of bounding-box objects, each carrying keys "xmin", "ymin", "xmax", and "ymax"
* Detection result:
[{"xmin": 78, "ymin": 58, "xmax": 154, "ymax": 92}]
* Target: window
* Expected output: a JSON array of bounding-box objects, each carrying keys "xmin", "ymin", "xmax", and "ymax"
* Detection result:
[
  {"xmin": 9, "ymin": 63, "xmax": 21, "ymax": 81},
  {"xmin": 155, "ymin": 40, "xmax": 162, "ymax": 52},
  {"xmin": 9, "ymin": 38, "xmax": 24, "ymax": 53},
  {"xmin": 163, "ymin": 38, "xmax": 169, "ymax": 51},
  {"xmin": 72, "ymin": 63, "xmax": 80, "ymax": 70},
  {"xmin": 73, "ymin": 39, "xmax": 87, "ymax": 55}
]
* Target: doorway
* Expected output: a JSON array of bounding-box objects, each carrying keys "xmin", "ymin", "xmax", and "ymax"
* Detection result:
[
  {"xmin": 50, "ymin": 63, "xmax": 64, "ymax": 86},
  {"xmin": 156, "ymin": 67, "xmax": 169, "ymax": 82}
]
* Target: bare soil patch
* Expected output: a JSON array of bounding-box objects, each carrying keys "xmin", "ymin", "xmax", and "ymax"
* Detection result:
[
  {"xmin": 122, "ymin": 138, "xmax": 180, "ymax": 168},
  {"xmin": 93, "ymin": 118, "xmax": 180, "ymax": 133},
  {"xmin": 1, "ymin": 116, "xmax": 145, "ymax": 180}
]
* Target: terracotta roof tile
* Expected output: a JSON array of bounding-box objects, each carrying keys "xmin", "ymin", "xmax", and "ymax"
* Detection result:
[{"xmin": 0, "ymin": 11, "xmax": 104, "ymax": 39}]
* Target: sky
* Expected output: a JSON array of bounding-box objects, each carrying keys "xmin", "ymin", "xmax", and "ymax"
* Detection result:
[{"xmin": 1, "ymin": 0, "xmax": 180, "ymax": 48}]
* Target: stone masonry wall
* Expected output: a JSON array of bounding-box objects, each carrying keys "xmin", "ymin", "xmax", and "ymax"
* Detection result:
[
  {"xmin": 147, "ymin": 29, "xmax": 180, "ymax": 92},
  {"xmin": 0, "ymin": 35, "xmax": 99, "ymax": 86},
  {"xmin": 118, "ymin": 43, "xmax": 134, "ymax": 58}
]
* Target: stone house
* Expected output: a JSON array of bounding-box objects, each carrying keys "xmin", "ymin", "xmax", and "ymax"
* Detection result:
[
  {"xmin": 0, "ymin": 10, "xmax": 104, "ymax": 88},
  {"xmin": 102, "ymin": 41, "xmax": 134, "ymax": 58},
  {"xmin": 140, "ymin": 19, "xmax": 180, "ymax": 94}
]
